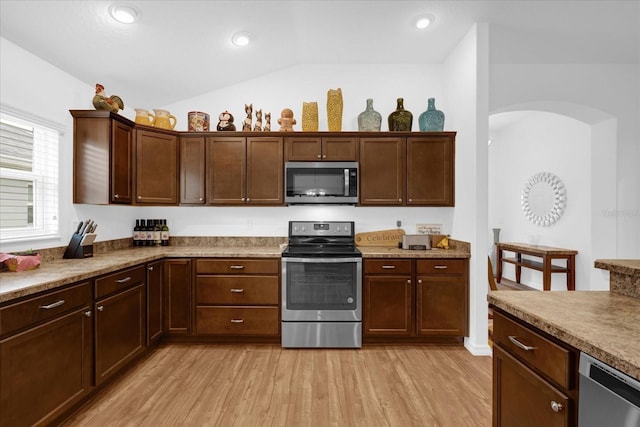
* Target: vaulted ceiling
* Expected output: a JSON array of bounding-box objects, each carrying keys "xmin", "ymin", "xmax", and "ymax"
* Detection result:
[{"xmin": 1, "ymin": 1, "xmax": 638, "ymax": 107}]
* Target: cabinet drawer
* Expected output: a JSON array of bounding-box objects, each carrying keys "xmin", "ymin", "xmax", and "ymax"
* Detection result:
[
  {"xmin": 95, "ymin": 265, "xmax": 145, "ymax": 299},
  {"xmin": 0, "ymin": 282, "xmax": 91, "ymax": 336},
  {"xmin": 196, "ymin": 306, "xmax": 279, "ymax": 335},
  {"xmin": 196, "ymin": 259, "xmax": 279, "ymax": 275},
  {"xmin": 196, "ymin": 276, "xmax": 279, "ymax": 305},
  {"xmin": 494, "ymin": 311, "xmax": 573, "ymax": 389},
  {"xmin": 416, "ymin": 259, "xmax": 465, "ymax": 275},
  {"xmin": 364, "ymin": 259, "xmax": 412, "ymax": 274}
]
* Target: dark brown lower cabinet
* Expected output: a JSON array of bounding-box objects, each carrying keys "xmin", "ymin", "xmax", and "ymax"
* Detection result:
[
  {"xmin": 95, "ymin": 283, "xmax": 146, "ymax": 386},
  {"xmin": 0, "ymin": 306, "xmax": 93, "ymax": 426},
  {"xmin": 147, "ymin": 260, "xmax": 163, "ymax": 345},
  {"xmin": 364, "ymin": 258, "xmax": 468, "ymax": 342},
  {"xmin": 164, "ymin": 258, "xmax": 193, "ymax": 335},
  {"xmin": 492, "ymin": 310, "xmax": 578, "ymax": 427}
]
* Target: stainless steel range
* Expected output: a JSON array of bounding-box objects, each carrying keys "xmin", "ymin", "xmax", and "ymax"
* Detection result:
[{"xmin": 281, "ymin": 221, "xmax": 362, "ymax": 348}]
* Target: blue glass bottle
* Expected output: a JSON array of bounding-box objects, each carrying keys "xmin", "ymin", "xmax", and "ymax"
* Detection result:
[{"xmin": 418, "ymin": 98, "xmax": 445, "ymax": 132}]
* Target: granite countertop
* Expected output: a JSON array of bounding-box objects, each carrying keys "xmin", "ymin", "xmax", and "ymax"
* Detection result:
[
  {"xmin": 0, "ymin": 244, "xmax": 471, "ymax": 303},
  {"xmin": 488, "ymin": 290, "xmax": 640, "ymax": 380},
  {"xmin": 594, "ymin": 259, "xmax": 640, "ymax": 276}
]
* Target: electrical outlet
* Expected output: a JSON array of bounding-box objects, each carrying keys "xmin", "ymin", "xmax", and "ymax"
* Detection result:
[
  {"xmin": 416, "ymin": 224, "xmax": 442, "ymax": 235},
  {"xmin": 396, "ymin": 220, "xmax": 402, "ymax": 227}
]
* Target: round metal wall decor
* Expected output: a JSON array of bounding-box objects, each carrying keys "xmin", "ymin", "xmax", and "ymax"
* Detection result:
[{"xmin": 521, "ymin": 172, "xmax": 566, "ymax": 226}]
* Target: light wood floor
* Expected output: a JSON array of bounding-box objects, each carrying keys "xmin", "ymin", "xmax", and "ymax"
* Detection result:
[{"xmin": 62, "ymin": 344, "xmax": 492, "ymax": 427}]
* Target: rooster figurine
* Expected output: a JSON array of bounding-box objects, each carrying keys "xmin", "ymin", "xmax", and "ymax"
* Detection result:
[{"xmin": 92, "ymin": 84, "xmax": 124, "ymax": 113}]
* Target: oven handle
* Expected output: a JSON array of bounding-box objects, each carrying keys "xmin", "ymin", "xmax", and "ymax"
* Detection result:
[{"xmin": 282, "ymin": 257, "xmax": 363, "ymax": 264}]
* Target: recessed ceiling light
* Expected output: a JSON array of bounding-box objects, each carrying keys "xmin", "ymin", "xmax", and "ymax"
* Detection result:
[
  {"xmin": 415, "ymin": 14, "xmax": 435, "ymax": 30},
  {"xmin": 109, "ymin": 4, "xmax": 140, "ymax": 24},
  {"xmin": 231, "ymin": 32, "xmax": 251, "ymax": 47}
]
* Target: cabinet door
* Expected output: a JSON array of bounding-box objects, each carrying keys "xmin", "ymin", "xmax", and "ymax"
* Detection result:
[
  {"xmin": 407, "ymin": 136, "xmax": 454, "ymax": 206},
  {"xmin": 164, "ymin": 259, "xmax": 192, "ymax": 335},
  {"xmin": 207, "ymin": 136, "xmax": 246, "ymax": 204},
  {"xmin": 95, "ymin": 283, "xmax": 145, "ymax": 386},
  {"xmin": 247, "ymin": 137, "xmax": 284, "ymax": 204},
  {"xmin": 364, "ymin": 275, "xmax": 412, "ymax": 336},
  {"xmin": 147, "ymin": 260, "xmax": 163, "ymax": 345},
  {"xmin": 416, "ymin": 275, "xmax": 467, "ymax": 336},
  {"xmin": 285, "ymin": 136, "xmax": 322, "ymax": 160},
  {"xmin": 135, "ymin": 129, "xmax": 178, "ymax": 204},
  {"xmin": 322, "ymin": 136, "xmax": 358, "ymax": 160},
  {"xmin": 359, "ymin": 137, "xmax": 405, "ymax": 205},
  {"xmin": 0, "ymin": 307, "xmax": 93, "ymax": 427},
  {"xmin": 180, "ymin": 136, "xmax": 205, "ymax": 204},
  {"xmin": 111, "ymin": 119, "xmax": 134, "ymax": 203},
  {"xmin": 493, "ymin": 345, "xmax": 570, "ymax": 427}
]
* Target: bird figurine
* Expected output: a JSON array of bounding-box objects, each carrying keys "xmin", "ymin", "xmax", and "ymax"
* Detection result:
[{"xmin": 92, "ymin": 83, "xmax": 124, "ymax": 113}]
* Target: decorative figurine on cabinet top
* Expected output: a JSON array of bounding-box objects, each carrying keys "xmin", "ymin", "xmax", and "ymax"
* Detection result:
[
  {"xmin": 278, "ymin": 108, "xmax": 296, "ymax": 131},
  {"xmin": 242, "ymin": 104, "xmax": 253, "ymax": 131},
  {"xmin": 253, "ymin": 109, "xmax": 263, "ymax": 132},
  {"xmin": 264, "ymin": 112, "xmax": 271, "ymax": 132},
  {"xmin": 418, "ymin": 98, "xmax": 445, "ymax": 132},
  {"xmin": 217, "ymin": 110, "xmax": 236, "ymax": 131},
  {"xmin": 92, "ymin": 83, "xmax": 124, "ymax": 113}
]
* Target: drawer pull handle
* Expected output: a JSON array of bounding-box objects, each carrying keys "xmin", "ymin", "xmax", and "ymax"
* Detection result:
[
  {"xmin": 230, "ymin": 288, "xmax": 245, "ymax": 293},
  {"xmin": 40, "ymin": 300, "xmax": 65, "ymax": 310},
  {"xmin": 434, "ymin": 265, "xmax": 448, "ymax": 270},
  {"xmin": 116, "ymin": 276, "xmax": 132, "ymax": 284},
  {"xmin": 508, "ymin": 335, "xmax": 536, "ymax": 351},
  {"xmin": 230, "ymin": 265, "xmax": 245, "ymax": 269},
  {"xmin": 382, "ymin": 265, "xmax": 396, "ymax": 269},
  {"xmin": 230, "ymin": 318, "xmax": 244, "ymax": 324},
  {"xmin": 550, "ymin": 401, "xmax": 564, "ymax": 412}
]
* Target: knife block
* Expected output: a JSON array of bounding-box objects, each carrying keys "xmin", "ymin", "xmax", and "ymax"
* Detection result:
[{"xmin": 63, "ymin": 233, "xmax": 97, "ymax": 259}]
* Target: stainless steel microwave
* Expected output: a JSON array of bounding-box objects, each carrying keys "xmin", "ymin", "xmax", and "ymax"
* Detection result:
[{"xmin": 285, "ymin": 162, "xmax": 358, "ymax": 205}]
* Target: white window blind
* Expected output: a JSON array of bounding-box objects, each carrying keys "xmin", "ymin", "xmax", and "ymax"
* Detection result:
[{"xmin": 0, "ymin": 109, "xmax": 59, "ymax": 243}]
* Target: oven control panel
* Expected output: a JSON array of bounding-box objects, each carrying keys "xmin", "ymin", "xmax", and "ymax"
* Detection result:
[{"xmin": 289, "ymin": 221, "xmax": 354, "ymax": 237}]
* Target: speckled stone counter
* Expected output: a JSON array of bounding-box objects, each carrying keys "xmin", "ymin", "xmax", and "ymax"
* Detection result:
[
  {"xmin": 1, "ymin": 237, "xmax": 470, "ymax": 303},
  {"xmin": 595, "ymin": 259, "xmax": 640, "ymax": 298},
  {"xmin": 488, "ymin": 290, "xmax": 640, "ymax": 380},
  {"xmin": 0, "ymin": 245, "xmax": 283, "ymax": 303}
]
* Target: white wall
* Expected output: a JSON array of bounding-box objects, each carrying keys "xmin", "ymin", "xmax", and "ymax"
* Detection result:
[
  {"xmin": 490, "ymin": 64, "xmax": 640, "ymax": 259},
  {"xmin": 488, "ymin": 111, "xmax": 594, "ymax": 290}
]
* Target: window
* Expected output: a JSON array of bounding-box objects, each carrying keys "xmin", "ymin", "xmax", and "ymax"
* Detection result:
[{"xmin": 0, "ymin": 109, "xmax": 59, "ymax": 243}]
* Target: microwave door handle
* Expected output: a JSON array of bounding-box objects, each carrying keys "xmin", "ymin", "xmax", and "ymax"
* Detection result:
[{"xmin": 344, "ymin": 169, "xmax": 349, "ymax": 196}]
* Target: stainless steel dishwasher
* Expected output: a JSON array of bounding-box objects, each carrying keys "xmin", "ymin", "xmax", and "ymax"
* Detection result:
[{"xmin": 579, "ymin": 352, "xmax": 640, "ymax": 427}]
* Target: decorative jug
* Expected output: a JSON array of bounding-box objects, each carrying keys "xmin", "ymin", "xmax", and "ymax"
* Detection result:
[
  {"xmin": 357, "ymin": 98, "xmax": 382, "ymax": 131},
  {"xmin": 134, "ymin": 108, "xmax": 155, "ymax": 126},
  {"xmin": 326, "ymin": 88, "xmax": 343, "ymax": 131},
  {"xmin": 418, "ymin": 98, "xmax": 445, "ymax": 132},
  {"xmin": 388, "ymin": 98, "xmax": 413, "ymax": 131},
  {"xmin": 153, "ymin": 109, "xmax": 177, "ymax": 130}
]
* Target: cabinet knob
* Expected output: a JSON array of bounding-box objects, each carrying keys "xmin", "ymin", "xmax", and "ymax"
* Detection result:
[
  {"xmin": 84, "ymin": 310, "xmax": 92, "ymax": 318},
  {"xmin": 322, "ymin": 155, "xmax": 326, "ymax": 159},
  {"xmin": 418, "ymin": 279, "xmax": 423, "ymax": 284},
  {"xmin": 114, "ymin": 194, "xmax": 120, "ymax": 199},
  {"xmin": 199, "ymin": 197, "xmax": 203, "ymax": 201},
  {"xmin": 550, "ymin": 401, "xmax": 564, "ymax": 412},
  {"xmin": 148, "ymin": 266, "xmax": 154, "ymax": 271},
  {"xmin": 407, "ymin": 280, "xmax": 411, "ymax": 284},
  {"xmin": 246, "ymin": 198, "xmax": 250, "ymax": 202},
  {"xmin": 408, "ymin": 198, "xmax": 412, "ymax": 202},
  {"xmin": 137, "ymin": 196, "xmax": 142, "ymax": 200},
  {"xmin": 398, "ymin": 198, "xmax": 402, "ymax": 202},
  {"xmin": 317, "ymin": 154, "xmax": 321, "ymax": 159},
  {"xmin": 97, "ymin": 305, "xmax": 104, "ymax": 312}
]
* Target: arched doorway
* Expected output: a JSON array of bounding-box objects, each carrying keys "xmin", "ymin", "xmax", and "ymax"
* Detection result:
[{"xmin": 488, "ymin": 103, "xmax": 616, "ymax": 291}]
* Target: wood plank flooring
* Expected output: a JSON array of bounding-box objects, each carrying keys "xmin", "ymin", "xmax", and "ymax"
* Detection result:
[{"xmin": 62, "ymin": 344, "xmax": 492, "ymax": 427}]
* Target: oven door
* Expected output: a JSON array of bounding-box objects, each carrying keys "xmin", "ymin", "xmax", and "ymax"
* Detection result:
[{"xmin": 282, "ymin": 257, "xmax": 362, "ymax": 322}]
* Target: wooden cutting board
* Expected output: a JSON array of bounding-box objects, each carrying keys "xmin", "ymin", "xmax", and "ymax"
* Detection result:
[{"xmin": 355, "ymin": 229, "xmax": 405, "ymax": 247}]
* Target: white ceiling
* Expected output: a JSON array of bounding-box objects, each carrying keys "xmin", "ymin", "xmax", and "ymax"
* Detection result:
[{"xmin": 1, "ymin": 1, "xmax": 639, "ymax": 107}]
